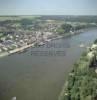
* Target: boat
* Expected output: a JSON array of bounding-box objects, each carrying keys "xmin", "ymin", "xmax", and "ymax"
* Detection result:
[
  {"xmin": 45, "ymin": 39, "xmax": 51, "ymax": 42},
  {"xmin": 38, "ymin": 42, "xmax": 45, "ymax": 46},
  {"xmin": 11, "ymin": 96, "xmax": 16, "ymax": 100},
  {"xmin": 79, "ymin": 44, "xmax": 85, "ymax": 48}
]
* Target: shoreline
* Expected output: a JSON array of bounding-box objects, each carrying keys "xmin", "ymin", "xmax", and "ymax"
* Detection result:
[
  {"xmin": 0, "ymin": 43, "xmax": 35, "ymax": 58},
  {"xmin": 58, "ymin": 42, "xmax": 97, "ymax": 100},
  {"xmin": 58, "ymin": 81, "xmax": 68, "ymax": 100},
  {"xmin": 0, "ymin": 28, "xmax": 96, "ymax": 58},
  {"xmin": 0, "ymin": 34, "xmax": 73, "ymax": 58}
]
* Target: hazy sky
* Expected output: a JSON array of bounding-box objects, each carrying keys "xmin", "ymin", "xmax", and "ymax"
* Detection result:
[{"xmin": 0, "ymin": 0, "xmax": 97, "ymax": 15}]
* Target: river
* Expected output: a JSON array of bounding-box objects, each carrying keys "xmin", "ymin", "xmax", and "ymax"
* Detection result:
[{"xmin": 0, "ymin": 28, "xmax": 97, "ymax": 100}]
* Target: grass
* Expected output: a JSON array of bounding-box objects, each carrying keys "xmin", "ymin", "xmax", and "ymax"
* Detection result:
[{"xmin": 0, "ymin": 16, "xmax": 41, "ymax": 21}]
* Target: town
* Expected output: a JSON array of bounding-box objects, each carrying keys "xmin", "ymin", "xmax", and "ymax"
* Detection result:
[{"xmin": 0, "ymin": 16, "xmax": 97, "ymax": 57}]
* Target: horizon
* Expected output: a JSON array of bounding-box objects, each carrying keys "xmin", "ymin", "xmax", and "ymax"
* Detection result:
[
  {"xmin": 0, "ymin": 15, "xmax": 97, "ymax": 16},
  {"xmin": 0, "ymin": 0, "xmax": 97, "ymax": 15}
]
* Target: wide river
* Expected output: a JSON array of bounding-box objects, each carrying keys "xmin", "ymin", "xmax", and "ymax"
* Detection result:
[{"xmin": 0, "ymin": 28, "xmax": 97, "ymax": 100}]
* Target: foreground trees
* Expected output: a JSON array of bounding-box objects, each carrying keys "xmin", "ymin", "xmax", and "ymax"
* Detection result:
[
  {"xmin": 65, "ymin": 67, "xmax": 97, "ymax": 100},
  {"xmin": 61, "ymin": 42, "xmax": 97, "ymax": 100}
]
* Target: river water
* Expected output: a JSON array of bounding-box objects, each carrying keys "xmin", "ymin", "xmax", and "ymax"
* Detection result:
[{"xmin": 0, "ymin": 28, "xmax": 97, "ymax": 100}]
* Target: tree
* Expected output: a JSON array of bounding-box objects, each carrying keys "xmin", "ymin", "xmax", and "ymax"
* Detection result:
[
  {"xmin": 61, "ymin": 24, "xmax": 72, "ymax": 33},
  {"xmin": 94, "ymin": 39, "xmax": 97, "ymax": 44}
]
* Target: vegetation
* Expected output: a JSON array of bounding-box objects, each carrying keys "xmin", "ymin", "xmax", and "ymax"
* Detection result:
[
  {"xmin": 39, "ymin": 15, "xmax": 97, "ymax": 23},
  {"xmin": 0, "ymin": 32, "xmax": 6, "ymax": 39},
  {"xmin": 57, "ymin": 23, "xmax": 88, "ymax": 35},
  {"xmin": 60, "ymin": 41, "xmax": 97, "ymax": 100},
  {"xmin": 0, "ymin": 16, "xmax": 96, "ymax": 34},
  {"xmin": 94, "ymin": 39, "xmax": 97, "ymax": 44},
  {"xmin": 61, "ymin": 24, "xmax": 72, "ymax": 33}
]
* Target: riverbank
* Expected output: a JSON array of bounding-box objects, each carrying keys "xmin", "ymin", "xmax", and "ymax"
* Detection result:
[
  {"xmin": 0, "ymin": 43, "xmax": 35, "ymax": 58},
  {"xmin": 0, "ymin": 31, "xmax": 79, "ymax": 58},
  {"xmin": 58, "ymin": 41, "xmax": 97, "ymax": 100},
  {"xmin": 52, "ymin": 27, "xmax": 93, "ymax": 41},
  {"xmin": 0, "ymin": 28, "xmax": 96, "ymax": 58}
]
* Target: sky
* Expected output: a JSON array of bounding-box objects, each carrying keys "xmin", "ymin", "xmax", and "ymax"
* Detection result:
[{"xmin": 0, "ymin": 0, "xmax": 97, "ymax": 15}]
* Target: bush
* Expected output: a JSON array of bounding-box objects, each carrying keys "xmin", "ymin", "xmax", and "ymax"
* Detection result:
[{"xmin": 94, "ymin": 39, "xmax": 97, "ymax": 44}]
